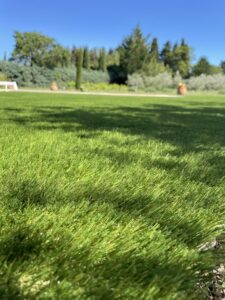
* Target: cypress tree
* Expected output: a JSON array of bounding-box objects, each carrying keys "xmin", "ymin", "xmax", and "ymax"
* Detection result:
[
  {"xmin": 179, "ymin": 38, "xmax": 191, "ymax": 77},
  {"xmin": 149, "ymin": 38, "xmax": 159, "ymax": 61},
  {"xmin": 3, "ymin": 52, "xmax": 7, "ymax": 61},
  {"xmin": 160, "ymin": 41, "xmax": 172, "ymax": 67},
  {"xmin": 171, "ymin": 43, "xmax": 180, "ymax": 73},
  {"xmin": 179, "ymin": 39, "xmax": 190, "ymax": 63},
  {"xmin": 170, "ymin": 40, "xmax": 191, "ymax": 77},
  {"xmin": 75, "ymin": 48, "xmax": 83, "ymax": 90},
  {"xmin": 173, "ymin": 42, "xmax": 178, "ymax": 52},
  {"xmin": 90, "ymin": 48, "xmax": 99, "ymax": 69},
  {"xmin": 99, "ymin": 48, "xmax": 107, "ymax": 72},
  {"xmin": 83, "ymin": 47, "xmax": 90, "ymax": 70},
  {"xmin": 71, "ymin": 46, "xmax": 77, "ymax": 66}
]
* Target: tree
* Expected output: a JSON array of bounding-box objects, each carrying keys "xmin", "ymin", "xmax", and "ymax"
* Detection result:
[
  {"xmin": 75, "ymin": 48, "xmax": 83, "ymax": 90},
  {"xmin": 3, "ymin": 52, "xmax": 7, "ymax": 61},
  {"xmin": 178, "ymin": 39, "xmax": 191, "ymax": 77},
  {"xmin": 149, "ymin": 38, "xmax": 159, "ymax": 61},
  {"xmin": 141, "ymin": 58, "xmax": 169, "ymax": 76},
  {"xmin": 220, "ymin": 61, "xmax": 225, "ymax": 74},
  {"xmin": 71, "ymin": 46, "xmax": 77, "ymax": 66},
  {"xmin": 107, "ymin": 49, "xmax": 120, "ymax": 66},
  {"xmin": 12, "ymin": 31, "xmax": 71, "ymax": 69},
  {"xmin": 118, "ymin": 26, "xmax": 150, "ymax": 81},
  {"xmin": 161, "ymin": 40, "xmax": 191, "ymax": 77},
  {"xmin": 171, "ymin": 40, "xmax": 190, "ymax": 77},
  {"xmin": 83, "ymin": 47, "xmax": 90, "ymax": 70},
  {"xmin": 173, "ymin": 43, "xmax": 178, "ymax": 52},
  {"xmin": 43, "ymin": 45, "xmax": 71, "ymax": 68},
  {"xmin": 12, "ymin": 31, "xmax": 56, "ymax": 66},
  {"xmin": 90, "ymin": 48, "xmax": 99, "ymax": 69},
  {"xmin": 192, "ymin": 57, "xmax": 221, "ymax": 76},
  {"xmin": 99, "ymin": 48, "xmax": 107, "ymax": 72},
  {"xmin": 192, "ymin": 57, "xmax": 211, "ymax": 75},
  {"xmin": 160, "ymin": 41, "xmax": 172, "ymax": 67},
  {"xmin": 210, "ymin": 65, "xmax": 222, "ymax": 74}
]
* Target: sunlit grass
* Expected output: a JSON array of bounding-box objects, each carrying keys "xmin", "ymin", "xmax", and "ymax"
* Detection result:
[{"xmin": 0, "ymin": 92, "xmax": 224, "ymax": 299}]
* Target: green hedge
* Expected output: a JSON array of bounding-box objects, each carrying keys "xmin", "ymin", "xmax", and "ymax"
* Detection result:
[{"xmin": 0, "ymin": 61, "xmax": 110, "ymax": 87}]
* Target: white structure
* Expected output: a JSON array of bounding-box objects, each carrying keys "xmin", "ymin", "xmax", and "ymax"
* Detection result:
[{"xmin": 0, "ymin": 81, "xmax": 18, "ymax": 91}]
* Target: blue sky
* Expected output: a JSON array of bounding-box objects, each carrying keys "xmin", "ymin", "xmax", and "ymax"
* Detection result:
[{"xmin": 0, "ymin": 0, "xmax": 224, "ymax": 64}]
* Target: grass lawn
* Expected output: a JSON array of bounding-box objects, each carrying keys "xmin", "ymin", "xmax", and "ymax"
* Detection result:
[{"xmin": 0, "ymin": 92, "xmax": 224, "ymax": 299}]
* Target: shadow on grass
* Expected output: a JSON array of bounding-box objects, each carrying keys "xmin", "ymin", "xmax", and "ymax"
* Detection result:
[
  {"xmin": 86, "ymin": 145, "xmax": 225, "ymax": 186},
  {"xmin": 0, "ymin": 226, "xmax": 44, "ymax": 298},
  {"xmin": 4, "ymin": 103, "xmax": 225, "ymax": 152},
  {"xmin": 0, "ymin": 176, "xmax": 221, "ymax": 299},
  {"xmin": 53, "ymin": 245, "xmax": 200, "ymax": 300},
  {"xmin": 0, "ymin": 222, "xmax": 203, "ymax": 299},
  {"xmin": 1, "ymin": 102, "xmax": 224, "ymax": 298},
  {"xmin": 2, "ymin": 174, "xmax": 216, "ymax": 250},
  {"xmin": 3, "ymin": 103, "xmax": 225, "ymax": 187},
  {"xmin": 2, "ymin": 103, "xmax": 225, "ymax": 230},
  {"xmin": 4, "ymin": 179, "xmax": 48, "ymax": 209},
  {"xmin": 0, "ymin": 227, "xmax": 43, "ymax": 262}
]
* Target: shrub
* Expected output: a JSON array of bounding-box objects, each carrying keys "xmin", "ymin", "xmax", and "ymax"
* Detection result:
[
  {"xmin": 0, "ymin": 61, "xmax": 110, "ymax": 88},
  {"xmin": 143, "ymin": 73, "xmax": 174, "ymax": 90},
  {"xmin": 186, "ymin": 74, "xmax": 225, "ymax": 91},
  {"xmin": 67, "ymin": 81, "xmax": 75, "ymax": 89},
  {"xmin": 186, "ymin": 75, "xmax": 206, "ymax": 91},
  {"xmin": 82, "ymin": 69, "xmax": 109, "ymax": 83},
  {"xmin": 127, "ymin": 72, "xmax": 174, "ymax": 91},
  {"xmin": 0, "ymin": 72, "xmax": 8, "ymax": 81},
  {"xmin": 0, "ymin": 61, "xmax": 52, "ymax": 87},
  {"xmin": 173, "ymin": 71, "xmax": 183, "ymax": 86},
  {"xmin": 127, "ymin": 74, "xmax": 144, "ymax": 91},
  {"xmin": 128, "ymin": 72, "xmax": 225, "ymax": 92},
  {"xmin": 141, "ymin": 59, "xmax": 169, "ymax": 76}
]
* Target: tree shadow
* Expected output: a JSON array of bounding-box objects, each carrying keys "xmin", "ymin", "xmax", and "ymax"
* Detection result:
[
  {"xmin": 1, "ymin": 101, "xmax": 224, "ymax": 298},
  {"xmin": 2, "ymin": 103, "xmax": 225, "ymax": 243},
  {"xmin": 1, "ymin": 107, "xmax": 25, "ymax": 113},
  {"xmin": 4, "ymin": 103, "xmax": 225, "ymax": 153},
  {"xmin": 81, "ymin": 183, "xmax": 217, "ymax": 248},
  {"xmin": 4, "ymin": 179, "xmax": 49, "ymax": 209},
  {"xmin": 2, "ymin": 173, "xmax": 217, "ymax": 250},
  {"xmin": 53, "ymin": 244, "xmax": 202, "ymax": 300},
  {"xmin": 0, "ymin": 227, "xmax": 43, "ymax": 262},
  {"xmin": 183, "ymin": 154, "xmax": 225, "ymax": 186}
]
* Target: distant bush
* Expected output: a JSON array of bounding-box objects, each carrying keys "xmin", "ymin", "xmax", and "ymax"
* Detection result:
[
  {"xmin": 143, "ymin": 73, "xmax": 174, "ymax": 91},
  {"xmin": 82, "ymin": 69, "xmax": 110, "ymax": 83},
  {"xmin": 127, "ymin": 72, "xmax": 174, "ymax": 91},
  {"xmin": 67, "ymin": 81, "xmax": 75, "ymax": 89},
  {"xmin": 0, "ymin": 61, "xmax": 53, "ymax": 87},
  {"xmin": 187, "ymin": 74, "xmax": 225, "ymax": 91},
  {"xmin": 173, "ymin": 71, "xmax": 183, "ymax": 86},
  {"xmin": 0, "ymin": 61, "xmax": 109, "ymax": 87},
  {"xmin": 128, "ymin": 72, "xmax": 225, "ymax": 92},
  {"xmin": 0, "ymin": 72, "xmax": 8, "ymax": 81},
  {"xmin": 127, "ymin": 74, "xmax": 145, "ymax": 91}
]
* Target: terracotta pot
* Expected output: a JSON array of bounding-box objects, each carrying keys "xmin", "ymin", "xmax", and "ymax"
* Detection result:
[
  {"xmin": 50, "ymin": 81, "xmax": 59, "ymax": 91},
  {"xmin": 177, "ymin": 83, "xmax": 187, "ymax": 95}
]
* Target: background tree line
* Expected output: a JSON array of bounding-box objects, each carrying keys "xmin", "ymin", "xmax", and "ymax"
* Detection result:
[{"xmin": 2, "ymin": 26, "xmax": 225, "ymax": 87}]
